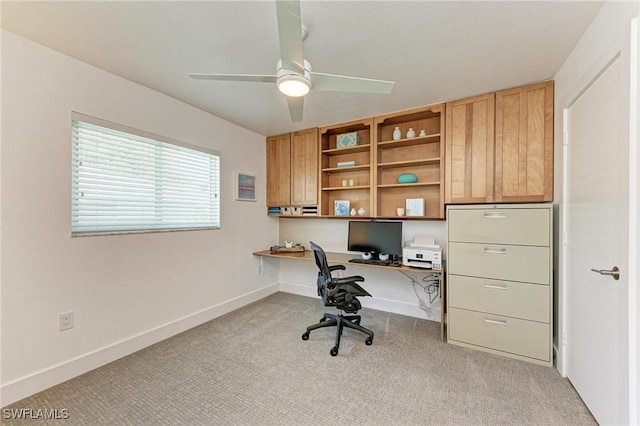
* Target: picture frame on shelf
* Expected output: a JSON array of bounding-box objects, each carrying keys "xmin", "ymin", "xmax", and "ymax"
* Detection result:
[
  {"xmin": 336, "ymin": 132, "xmax": 358, "ymax": 149},
  {"xmin": 235, "ymin": 173, "xmax": 256, "ymax": 201},
  {"xmin": 406, "ymin": 198, "xmax": 424, "ymax": 216},
  {"xmin": 334, "ymin": 200, "xmax": 350, "ymax": 216}
]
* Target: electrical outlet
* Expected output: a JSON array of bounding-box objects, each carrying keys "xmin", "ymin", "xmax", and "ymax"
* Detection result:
[{"xmin": 59, "ymin": 312, "xmax": 74, "ymax": 331}]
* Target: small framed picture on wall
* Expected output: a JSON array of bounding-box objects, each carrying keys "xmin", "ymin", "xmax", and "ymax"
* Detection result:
[{"xmin": 235, "ymin": 173, "xmax": 256, "ymax": 201}]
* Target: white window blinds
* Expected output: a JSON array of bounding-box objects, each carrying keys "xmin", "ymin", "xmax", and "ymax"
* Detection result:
[{"xmin": 71, "ymin": 113, "xmax": 220, "ymax": 235}]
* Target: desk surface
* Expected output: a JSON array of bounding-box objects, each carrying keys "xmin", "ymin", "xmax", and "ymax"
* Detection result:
[
  {"xmin": 253, "ymin": 249, "xmax": 445, "ymax": 341},
  {"xmin": 252, "ymin": 249, "xmax": 443, "ymax": 274}
]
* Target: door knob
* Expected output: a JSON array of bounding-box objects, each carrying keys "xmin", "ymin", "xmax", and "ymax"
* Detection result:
[{"xmin": 590, "ymin": 266, "xmax": 620, "ymax": 280}]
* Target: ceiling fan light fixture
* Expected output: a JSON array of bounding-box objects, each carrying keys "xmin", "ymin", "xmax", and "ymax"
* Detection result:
[{"xmin": 277, "ymin": 74, "xmax": 311, "ymax": 97}]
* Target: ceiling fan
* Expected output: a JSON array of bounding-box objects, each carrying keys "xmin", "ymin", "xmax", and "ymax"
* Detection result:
[{"xmin": 188, "ymin": 0, "xmax": 395, "ymax": 122}]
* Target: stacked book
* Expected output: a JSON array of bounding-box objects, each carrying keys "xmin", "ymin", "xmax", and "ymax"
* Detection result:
[
  {"xmin": 268, "ymin": 207, "xmax": 281, "ymax": 216},
  {"xmin": 336, "ymin": 161, "xmax": 357, "ymax": 168}
]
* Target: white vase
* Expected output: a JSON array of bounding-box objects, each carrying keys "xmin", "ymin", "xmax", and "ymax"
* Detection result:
[
  {"xmin": 357, "ymin": 207, "xmax": 366, "ymax": 216},
  {"xmin": 392, "ymin": 127, "xmax": 401, "ymax": 141},
  {"xmin": 406, "ymin": 128, "xmax": 416, "ymax": 138},
  {"xmin": 350, "ymin": 208, "xmax": 357, "ymax": 216}
]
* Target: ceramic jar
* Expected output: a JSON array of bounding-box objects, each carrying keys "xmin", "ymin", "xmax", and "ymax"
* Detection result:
[
  {"xmin": 406, "ymin": 128, "xmax": 416, "ymax": 138},
  {"xmin": 392, "ymin": 127, "xmax": 402, "ymax": 140}
]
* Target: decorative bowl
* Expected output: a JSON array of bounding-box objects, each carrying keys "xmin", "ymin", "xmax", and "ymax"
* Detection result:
[{"xmin": 397, "ymin": 173, "xmax": 418, "ymax": 184}]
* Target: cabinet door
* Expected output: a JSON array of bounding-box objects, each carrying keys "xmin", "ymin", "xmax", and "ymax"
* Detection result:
[
  {"xmin": 495, "ymin": 81, "xmax": 553, "ymax": 202},
  {"xmin": 290, "ymin": 128, "xmax": 319, "ymax": 206},
  {"xmin": 445, "ymin": 94, "xmax": 495, "ymax": 203},
  {"xmin": 266, "ymin": 133, "xmax": 291, "ymax": 206}
]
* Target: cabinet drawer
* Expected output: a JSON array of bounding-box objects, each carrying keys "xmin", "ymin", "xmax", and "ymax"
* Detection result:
[
  {"xmin": 448, "ymin": 242, "xmax": 550, "ymax": 284},
  {"xmin": 448, "ymin": 275, "xmax": 549, "ymax": 322},
  {"xmin": 449, "ymin": 307, "xmax": 550, "ymax": 362},
  {"xmin": 448, "ymin": 207, "xmax": 550, "ymax": 246}
]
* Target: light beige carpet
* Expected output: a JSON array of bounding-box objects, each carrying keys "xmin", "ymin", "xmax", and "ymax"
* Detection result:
[{"xmin": 3, "ymin": 292, "xmax": 595, "ymax": 425}]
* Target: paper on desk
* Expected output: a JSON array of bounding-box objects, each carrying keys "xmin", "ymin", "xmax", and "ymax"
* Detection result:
[{"xmin": 409, "ymin": 234, "xmax": 440, "ymax": 248}]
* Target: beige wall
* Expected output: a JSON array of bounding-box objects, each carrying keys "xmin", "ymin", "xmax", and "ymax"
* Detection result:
[{"xmin": 0, "ymin": 30, "xmax": 279, "ymax": 405}]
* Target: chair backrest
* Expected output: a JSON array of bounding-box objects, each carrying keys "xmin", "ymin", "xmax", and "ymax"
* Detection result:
[
  {"xmin": 309, "ymin": 241, "xmax": 369, "ymax": 312},
  {"xmin": 310, "ymin": 241, "xmax": 331, "ymax": 281}
]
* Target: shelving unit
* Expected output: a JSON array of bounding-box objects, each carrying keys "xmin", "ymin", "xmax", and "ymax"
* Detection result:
[
  {"xmin": 373, "ymin": 104, "xmax": 445, "ymax": 219},
  {"xmin": 319, "ymin": 118, "xmax": 373, "ymax": 217}
]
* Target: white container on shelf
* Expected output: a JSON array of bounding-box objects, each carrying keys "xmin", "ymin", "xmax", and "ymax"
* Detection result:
[{"xmin": 392, "ymin": 127, "xmax": 401, "ymax": 140}]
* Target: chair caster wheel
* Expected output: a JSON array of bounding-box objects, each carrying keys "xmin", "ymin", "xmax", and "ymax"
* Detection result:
[
  {"xmin": 365, "ymin": 338, "xmax": 373, "ymax": 346},
  {"xmin": 302, "ymin": 332, "xmax": 309, "ymax": 341},
  {"xmin": 330, "ymin": 346, "xmax": 339, "ymax": 356}
]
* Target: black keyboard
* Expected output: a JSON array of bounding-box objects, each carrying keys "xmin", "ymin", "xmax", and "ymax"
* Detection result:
[{"xmin": 349, "ymin": 258, "xmax": 390, "ymax": 266}]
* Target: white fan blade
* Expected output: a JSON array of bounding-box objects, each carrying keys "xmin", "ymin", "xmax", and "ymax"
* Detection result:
[
  {"xmin": 188, "ymin": 74, "xmax": 277, "ymax": 83},
  {"xmin": 310, "ymin": 72, "xmax": 395, "ymax": 94},
  {"xmin": 287, "ymin": 96, "xmax": 304, "ymax": 122},
  {"xmin": 275, "ymin": 0, "xmax": 304, "ymax": 74}
]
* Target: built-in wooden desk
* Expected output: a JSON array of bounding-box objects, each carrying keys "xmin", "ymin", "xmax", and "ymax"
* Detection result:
[{"xmin": 253, "ymin": 249, "xmax": 446, "ymax": 341}]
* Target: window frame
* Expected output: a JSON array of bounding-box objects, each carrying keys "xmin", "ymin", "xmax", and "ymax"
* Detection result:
[{"xmin": 71, "ymin": 112, "xmax": 221, "ymax": 236}]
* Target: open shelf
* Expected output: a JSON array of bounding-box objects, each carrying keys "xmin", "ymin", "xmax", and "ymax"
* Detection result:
[
  {"xmin": 322, "ymin": 185, "xmax": 371, "ymax": 191},
  {"xmin": 322, "ymin": 164, "xmax": 370, "ymax": 173},
  {"xmin": 377, "ymin": 158, "xmax": 441, "ymax": 169},
  {"xmin": 373, "ymin": 104, "xmax": 446, "ymax": 219},
  {"xmin": 377, "ymin": 181, "xmax": 440, "ymax": 189},
  {"xmin": 322, "ymin": 144, "xmax": 371, "ymax": 156},
  {"xmin": 320, "ymin": 118, "xmax": 374, "ymax": 217},
  {"xmin": 377, "ymin": 133, "xmax": 441, "ymax": 148}
]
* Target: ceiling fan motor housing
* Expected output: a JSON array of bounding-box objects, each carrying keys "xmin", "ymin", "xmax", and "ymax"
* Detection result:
[{"xmin": 276, "ymin": 59, "xmax": 312, "ymax": 97}]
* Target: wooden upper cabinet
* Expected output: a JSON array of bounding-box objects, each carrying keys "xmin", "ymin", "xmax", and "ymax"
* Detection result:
[
  {"xmin": 495, "ymin": 81, "xmax": 553, "ymax": 202},
  {"xmin": 290, "ymin": 128, "xmax": 319, "ymax": 205},
  {"xmin": 445, "ymin": 93, "xmax": 495, "ymax": 204},
  {"xmin": 266, "ymin": 133, "xmax": 291, "ymax": 206}
]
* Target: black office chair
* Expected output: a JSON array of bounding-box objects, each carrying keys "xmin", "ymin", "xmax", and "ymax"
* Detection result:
[{"xmin": 301, "ymin": 241, "xmax": 374, "ymax": 356}]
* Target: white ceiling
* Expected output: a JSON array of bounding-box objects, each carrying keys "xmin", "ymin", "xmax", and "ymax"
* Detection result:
[{"xmin": 1, "ymin": 1, "xmax": 603, "ymax": 136}]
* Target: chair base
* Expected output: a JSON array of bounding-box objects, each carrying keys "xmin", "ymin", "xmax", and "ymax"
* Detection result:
[{"xmin": 301, "ymin": 312, "xmax": 374, "ymax": 356}]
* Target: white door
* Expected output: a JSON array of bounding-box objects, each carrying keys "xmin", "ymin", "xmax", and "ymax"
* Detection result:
[{"xmin": 565, "ymin": 55, "xmax": 630, "ymax": 425}]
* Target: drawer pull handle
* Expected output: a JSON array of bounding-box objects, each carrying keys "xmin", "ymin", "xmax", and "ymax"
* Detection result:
[
  {"xmin": 484, "ymin": 318, "xmax": 507, "ymax": 326},
  {"xmin": 483, "ymin": 212, "xmax": 506, "ymax": 219},
  {"xmin": 483, "ymin": 247, "xmax": 507, "ymax": 254},
  {"xmin": 484, "ymin": 283, "xmax": 507, "ymax": 290}
]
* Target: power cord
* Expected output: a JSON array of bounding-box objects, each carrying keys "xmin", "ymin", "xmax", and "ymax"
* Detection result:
[{"xmin": 399, "ymin": 271, "xmax": 440, "ymax": 320}]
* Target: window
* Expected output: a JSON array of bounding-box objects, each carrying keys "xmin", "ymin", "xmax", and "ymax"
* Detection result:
[{"xmin": 71, "ymin": 113, "xmax": 220, "ymax": 235}]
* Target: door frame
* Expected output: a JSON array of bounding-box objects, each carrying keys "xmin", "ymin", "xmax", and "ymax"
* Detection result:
[
  {"xmin": 628, "ymin": 17, "xmax": 638, "ymax": 426},
  {"xmin": 559, "ymin": 16, "xmax": 639, "ymax": 424}
]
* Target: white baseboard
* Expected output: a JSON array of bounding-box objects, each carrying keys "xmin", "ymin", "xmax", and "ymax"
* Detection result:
[
  {"xmin": 279, "ymin": 282, "xmax": 441, "ymax": 323},
  {"xmin": 1, "ymin": 283, "xmax": 279, "ymax": 407}
]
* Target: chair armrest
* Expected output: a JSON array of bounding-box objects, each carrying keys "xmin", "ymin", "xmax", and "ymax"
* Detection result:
[
  {"xmin": 328, "ymin": 264, "xmax": 346, "ymax": 272},
  {"xmin": 331, "ymin": 275, "xmax": 365, "ymax": 286}
]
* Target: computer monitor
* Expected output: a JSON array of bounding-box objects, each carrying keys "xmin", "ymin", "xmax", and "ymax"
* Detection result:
[{"xmin": 347, "ymin": 221, "xmax": 403, "ymax": 259}]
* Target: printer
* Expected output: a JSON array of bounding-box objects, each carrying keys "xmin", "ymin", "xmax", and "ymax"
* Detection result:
[{"xmin": 402, "ymin": 235, "xmax": 442, "ymax": 269}]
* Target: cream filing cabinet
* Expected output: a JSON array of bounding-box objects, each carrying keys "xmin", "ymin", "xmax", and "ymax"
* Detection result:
[{"xmin": 446, "ymin": 204, "xmax": 553, "ymax": 366}]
